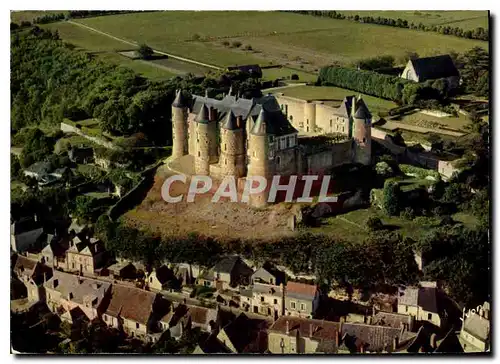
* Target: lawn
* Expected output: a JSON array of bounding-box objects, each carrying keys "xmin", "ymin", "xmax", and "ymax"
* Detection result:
[
  {"xmin": 73, "ymin": 11, "xmax": 487, "ymax": 70},
  {"xmin": 312, "ymin": 206, "xmax": 442, "ymax": 243},
  {"xmin": 150, "ymin": 57, "xmax": 212, "ymax": 77},
  {"xmin": 340, "ymin": 10, "xmax": 489, "ymax": 31},
  {"xmin": 395, "ymin": 111, "xmax": 471, "ymax": 131},
  {"xmin": 274, "ymin": 85, "xmax": 397, "ymax": 115}
]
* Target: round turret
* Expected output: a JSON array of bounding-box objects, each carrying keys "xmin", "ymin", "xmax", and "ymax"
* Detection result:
[
  {"xmin": 219, "ymin": 111, "xmax": 246, "ymax": 178},
  {"xmin": 194, "ymin": 104, "xmax": 218, "ymax": 175},
  {"xmin": 171, "ymin": 89, "xmax": 188, "ymax": 159},
  {"xmin": 304, "ymin": 101, "xmax": 316, "ymax": 133},
  {"xmin": 352, "ymin": 96, "xmax": 372, "ymax": 165}
]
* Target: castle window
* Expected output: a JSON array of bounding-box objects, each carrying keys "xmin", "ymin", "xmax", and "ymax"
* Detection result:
[
  {"xmin": 198, "ymin": 151, "xmax": 201, "ymax": 157},
  {"xmin": 306, "ymin": 126, "xmax": 309, "ymax": 132},
  {"xmin": 276, "ymin": 156, "xmax": 281, "ymax": 165},
  {"xmin": 225, "ymin": 159, "xmax": 227, "ymax": 165},
  {"xmin": 224, "ymin": 144, "xmax": 227, "ymax": 151},
  {"xmin": 306, "ymin": 119, "xmax": 309, "ymax": 125},
  {"xmin": 290, "ymin": 115, "xmax": 293, "ymax": 122},
  {"xmin": 330, "ymin": 120, "xmax": 332, "ymax": 127},
  {"xmin": 253, "ymin": 151, "xmax": 256, "ymax": 157},
  {"xmin": 363, "ymin": 138, "xmax": 366, "ymax": 143}
]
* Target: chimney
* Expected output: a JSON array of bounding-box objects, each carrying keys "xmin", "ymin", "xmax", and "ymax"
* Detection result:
[
  {"xmin": 236, "ymin": 115, "xmax": 243, "ymax": 129},
  {"xmin": 392, "ymin": 337, "xmax": 399, "ymax": 351},
  {"xmin": 285, "ymin": 320, "xmax": 290, "ymax": 335},
  {"xmin": 360, "ymin": 344, "xmax": 365, "ymax": 354},
  {"xmin": 335, "ymin": 330, "xmax": 339, "ymax": 347},
  {"xmin": 338, "ymin": 319, "xmax": 343, "ymax": 334}
]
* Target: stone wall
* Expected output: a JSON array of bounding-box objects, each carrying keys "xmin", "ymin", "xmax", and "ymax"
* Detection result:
[
  {"xmin": 300, "ymin": 140, "xmax": 353, "ymax": 175},
  {"xmin": 60, "ymin": 122, "xmax": 117, "ymax": 150}
]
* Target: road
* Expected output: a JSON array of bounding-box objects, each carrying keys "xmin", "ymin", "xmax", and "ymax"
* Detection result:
[{"xmin": 66, "ymin": 20, "xmax": 223, "ymax": 71}]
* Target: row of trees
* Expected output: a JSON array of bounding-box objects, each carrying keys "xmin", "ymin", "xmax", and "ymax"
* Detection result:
[
  {"xmin": 288, "ymin": 11, "xmax": 489, "ymax": 41},
  {"xmin": 319, "ymin": 66, "xmax": 445, "ymax": 104}
]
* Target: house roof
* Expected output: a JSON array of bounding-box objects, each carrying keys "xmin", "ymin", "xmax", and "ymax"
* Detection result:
[
  {"xmin": 463, "ymin": 313, "xmax": 490, "ymax": 341},
  {"xmin": 417, "ymin": 286, "xmax": 438, "ymax": 314},
  {"xmin": 190, "ymin": 94, "xmax": 297, "ymax": 137},
  {"xmin": 214, "ymin": 256, "xmax": 240, "ymax": 274},
  {"xmin": 41, "ymin": 235, "xmax": 70, "ymax": 257},
  {"xmin": 188, "ymin": 305, "xmax": 218, "ymax": 326},
  {"xmin": 196, "ymin": 334, "xmax": 232, "ymax": 354},
  {"xmin": 270, "ymin": 316, "xmax": 340, "ymax": 342},
  {"xmin": 153, "ymin": 265, "xmax": 176, "ymax": 285},
  {"xmin": 252, "ymin": 267, "xmax": 275, "ymax": 284},
  {"xmin": 353, "ymin": 97, "xmax": 371, "ymax": 119},
  {"xmin": 13, "ymin": 255, "xmax": 49, "ymax": 285},
  {"xmin": 11, "ymin": 217, "xmax": 42, "ymax": 236},
  {"xmin": 105, "ymin": 285, "xmax": 157, "ymax": 325},
  {"xmin": 409, "ymin": 55, "xmax": 459, "ymax": 81},
  {"xmin": 24, "ymin": 161, "xmax": 52, "ymax": 177},
  {"xmin": 44, "ymin": 271, "xmax": 111, "ymax": 308},
  {"xmin": 341, "ymin": 322, "xmax": 402, "ymax": 352},
  {"xmin": 221, "ymin": 110, "xmax": 239, "ymax": 130},
  {"xmin": 286, "ymin": 281, "xmax": 317, "ymax": 300},
  {"xmin": 172, "ymin": 89, "xmax": 188, "ymax": 108},
  {"xmin": 220, "ymin": 313, "xmax": 267, "ymax": 353},
  {"xmin": 372, "ymin": 311, "xmax": 413, "ymax": 329},
  {"xmin": 398, "ymin": 286, "xmax": 419, "ymax": 306},
  {"xmin": 252, "ymin": 283, "xmax": 282, "ymax": 297}
]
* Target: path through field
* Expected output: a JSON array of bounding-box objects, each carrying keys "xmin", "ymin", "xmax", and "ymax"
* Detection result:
[{"xmin": 67, "ymin": 20, "xmax": 223, "ymax": 70}]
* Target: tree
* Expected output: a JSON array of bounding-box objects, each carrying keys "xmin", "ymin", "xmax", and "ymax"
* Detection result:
[
  {"xmin": 366, "ymin": 216, "xmax": 383, "ymax": 231},
  {"xmin": 382, "ymin": 180, "xmax": 400, "ymax": 216},
  {"xmin": 137, "ymin": 44, "xmax": 154, "ymax": 59}
]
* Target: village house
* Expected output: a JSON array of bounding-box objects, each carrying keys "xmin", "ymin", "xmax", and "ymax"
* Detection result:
[
  {"xmin": 13, "ymin": 255, "xmax": 52, "ymax": 302},
  {"xmin": 193, "ymin": 333, "xmax": 233, "ymax": 354},
  {"xmin": 268, "ymin": 316, "xmax": 340, "ymax": 354},
  {"xmin": 161, "ymin": 303, "xmax": 219, "ymax": 339},
  {"xmin": 215, "ymin": 312, "xmax": 269, "ymax": 353},
  {"xmin": 11, "ymin": 216, "xmax": 44, "ymax": 253},
  {"xmin": 106, "ymin": 261, "xmax": 137, "ymax": 280},
  {"xmin": 284, "ymin": 281, "xmax": 320, "ymax": 319},
  {"xmin": 146, "ymin": 265, "xmax": 179, "ymax": 292},
  {"xmin": 41, "ymin": 234, "xmax": 70, "ymax": 270},
  {"xmin": 240, "ymin": 282, "xmax": 284, "ymax": 319},
  {"xmin": 397, "ymin": 281, "xmax": 441, "ymax": 327},
  {"xmin": 459, "ymin": 302, "xmax": 490, "ymax": 352},
  {"xmin": 197, "ymin": 256, "xmax": 253, "ymax": 291},
  {"xmin": 65, "ymin": 235, "xmax": 107, "ymax": 276},
  {"xmin": 400, "ymin": 54, "xmax": 460, "ymax": 87},
  {"xmin": 102, "ymin": 284, "xmax": 168, "ymax": 342},
  {"xmin": 44, "ymin": 270, "xmax": 111, "ymax": 321}
]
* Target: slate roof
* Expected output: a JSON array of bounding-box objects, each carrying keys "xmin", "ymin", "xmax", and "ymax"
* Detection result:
[
  {"xmin": 45, "ymin": 271, "xmax": 111, "ymax": 307},
  {"xmin": 13, "ymin": 255, "xmax": 49, "ymax": 285},
  {"xmin": 41, "ymin": 235, "xmax": 70, "ymax": 258},
  {"xmin": 341, "ymin": 322, "xmax": 402, "ymax": 352},
  {"xmin": 270, "ymin": 316, "xmax": 340, "ymax": 343},
  {"xmin": 221, "ymin": 110, "xmax": 239, "ymax": 130},
  {"xmin": 190, "ymin": 94, "xmax": 297, "ymax": 137},
  {"xmin": 353, "ymin": 97, "xmax": 372, "ymax": 119},
  {"xmin": 214, "ymin": 256, "xmax": 240, "ymax": 274},
  {"xmin": 11, "ymin": 217, "xmax": 42, "ymax": 236},
  {"xmin": 172, "ymin": 89, "xmax": 188, "ymax": 108},
  {"xmin": 409, "ymin": 55, "xmax": 459, "ymax": 81},
  {"xmin": 153, "ymin": 265, "xmax": 176, "ymax": 285},
  {"xmin": 398, "ymin": 286, "xmax": 419, "ymax": 306},
  {"xmin": 286, "ymin": 281, "xmax": 318, "ymax": 301},
  {"xmin": 463, "ymin": 313, "xmax": 490, "ymax": 341},
  {"xmin": 251, "ymin": 267, "xmax": 276, "ymax": 285},
  {"xmin": 195, "ymin": 103, "xmax": 210, "ymax": 124},
  {"xmin": 398, "ymin": 284, "xmax": 438, "ymax": 314},
  {"xmin": 220, "ymin": 313, "xmax": 267, "ymax": 353},
  {"xmin": 105, "ymin": 284, "xmax": 157, "ymax": 325}
]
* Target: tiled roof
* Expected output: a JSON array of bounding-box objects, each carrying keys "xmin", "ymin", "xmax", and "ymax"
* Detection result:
[
  {"xmin": 188, "ymin": 305, "xmax": 217, "ymax": 326},
  {"xmin": 214, "ymin": 256, "xmax": 240, "ymax": 274},
  {"xmin": 45, "ymin": 271, "xmax": 111, "ymax": 307},
  {"xmin": 372, "ymin": 311, "xmax": 413, "ymax": 329},
  {"xmin": 14, "ymin": 255, "xmax": 37, "ymax": 274},
  {"xmin": 398, "ymin": 286, "xmax": 419, "ymax": 306},
  {"xmin": 106, "ymin": 284, "xmax": 157, "ymax": 325},
  {"xmin": 342, "ymin": 322, "xmax": 402, "ymax": 352},
  {"xmin": 286, "ymin": 281, "xmax": 317, "ymax": 300},
  {"xmin": 270, "ymin": 316, "xmax": 340, "ymax": 342},
  {"xmin": 153, "ymin": 265, "xmax": 176, "ymax": 285}
]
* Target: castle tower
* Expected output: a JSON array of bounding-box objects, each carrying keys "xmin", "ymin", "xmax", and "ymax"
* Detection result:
[
  {"xmin": 304, "ymin": 101, "xmax": 316, "ymax": 133},
  {"xmin": 352, "ymin": 96, "xmax": 372, "ymax": 165},
  {"xmin": 171, "ymin": 89, "xmax": 188, "ymax": 159},
  {"xmin": 247, "ymin": 108, "xmax": 275, "ymax": 208},
  {"xmin": 219, "ymin": 111, "xmax": 246, "ymax": 178},
  {"xmin": 194, "ymin": 104, "xmax": 218, "ymax": 175}
]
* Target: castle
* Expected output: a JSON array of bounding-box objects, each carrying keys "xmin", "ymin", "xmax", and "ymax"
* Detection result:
[{"xmin": 171, "ymin": 88, "xmax": 372, "ymax": 207}]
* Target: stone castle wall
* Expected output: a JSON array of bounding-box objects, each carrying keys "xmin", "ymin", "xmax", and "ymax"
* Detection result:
[{"xmin": 300, "ymin": 140, "xmax": 353, "ymax": 175}]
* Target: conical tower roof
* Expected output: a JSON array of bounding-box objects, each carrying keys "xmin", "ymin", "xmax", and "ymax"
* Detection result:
[
  {"xmin": 222, "ymin": 110, "xmax": 238, "ymax": 130},
  {"xmin": 353, "ymin": 97, "xmax": 371, "ymax": 119},
  {"xmin": 196, "ymin": 104, "xmax": 209, "ymax": 124},
  {"xmin": 250, "ymin": 108, "xmax": 268, "ymax": 135},
  {"xmin": 172, "ymin": 89, "xmax": 187, "ymax": 108}
]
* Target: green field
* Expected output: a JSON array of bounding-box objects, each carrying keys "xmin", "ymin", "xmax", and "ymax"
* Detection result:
[
  {"xmin": 73, "ymin": 11, "xmax": 487, "ymax": 69},
  {"xmin": 261, "ymin": 67, "xmax": 318, "ymax": 83},
  {"xmin": 11, "ymin": 10, "xmax": 67, "ymax": 23},
  {"xmin": 274, "ymin": 85, "xmax": 397, "ymax": 115},
  {"xmin": 341, "ymin": 10, "xmax": 489, "ymax": 30}
]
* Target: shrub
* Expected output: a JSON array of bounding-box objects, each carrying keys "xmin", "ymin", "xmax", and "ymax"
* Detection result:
[
  {"xmin": 244, "ymin": 44, "xmax": 253, "ymax": 51},
  {"xmin": 231, "ymin": 41, "xmax": 242, "ymax": 48},
  {"xmin": 382, "ymin": 180, "xmax": 401, "ymax": 216},
  {"xmin": 375, "ymin": 161, "xmax": 393, "ymax": 177},
  {"xmin": 366, "ymin": 216, "xmax": 383, "ymax": 231},
  {"xmin": 400, "ymin": 207, "xmax": 415, "ymax": 220},
  {"xmin": 291, "ymin": 74, "xmax": 299, "ymax": 80},
  {"xmin": 137, "ymin": 44, "xmax": 154, "ymax": 60},
  {"xmin": 221, "ymin": 40, "xmax": 230, "ymax": 47},
  {"xmin": 192, "ymin": 33, "xmax": 201, "ymax": 41}
]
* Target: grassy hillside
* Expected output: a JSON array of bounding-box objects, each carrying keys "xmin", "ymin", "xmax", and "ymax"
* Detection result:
[
  {"xmin": 72, "ymin": 11, "xmax": 487, "ymax": 71},
  {"xmin": 341, "ymin": 10, "xmax": 489, "ymax": 30}
]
